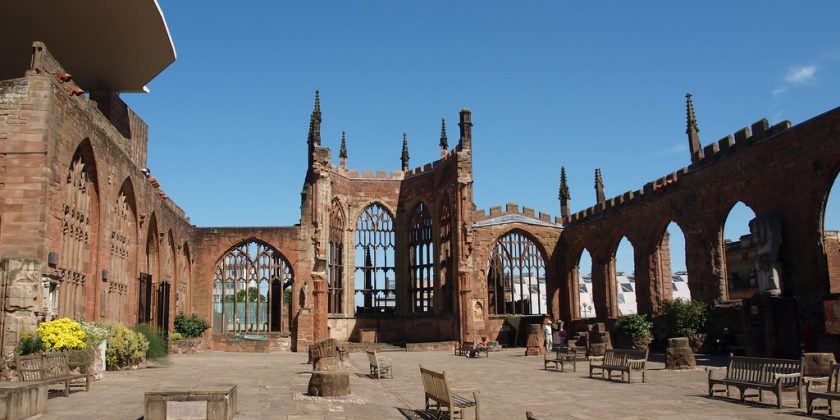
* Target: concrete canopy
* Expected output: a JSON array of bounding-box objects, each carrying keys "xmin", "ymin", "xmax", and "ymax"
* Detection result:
[{"xmin": 0, "ymin": 0, "xmax": 176, "ymax": 93}]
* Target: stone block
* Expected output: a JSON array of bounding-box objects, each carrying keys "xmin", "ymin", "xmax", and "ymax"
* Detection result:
[
  {"xmin": 307, "ymin": 371, "xmax": 351, "ymax": 397},
  {"xmin": 665, "ymin": 337, "xmax": 696, "ymax": 370}
]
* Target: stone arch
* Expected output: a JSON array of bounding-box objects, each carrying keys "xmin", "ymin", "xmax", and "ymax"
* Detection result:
[
  {"xmin": 486, "ymin": 229, "xmax": 548, "ymax": 315},
  {"xmin": 212, "ymin": 239, "xmax": 294, "ymax": 334},
  {"xmin": 612, "ymin": 236, "xmax": 636, "ymax": 315},
  {"xmin": 57, "ymin": 138, "xmax": 101, "ymax": 319},
  {"xmin": 108, "ymin": 177, "xmax": 138, "ymax": 324},
  {"xmin": 819, "ymin": 167, "xmax": 840, "ymax": 294},
  {"xmin": 721, "ymin": 200, "xmax": 759, "ymax": 300},
  {"xmin": 575, "ymin": 247, "xmax": 595, "ymax": 319},
  {"xmin": 328, "ymin": 198, "xmax": 346, "ymax": 314},
  {"xmin": 139, "ymin": 213, "xmax": 160, "ymax": 325},
  {"xmin": 408, "ymin": 201, "xmax": 434, "ymax": 313},
  {"xmin": 354, "ymin": 203, "xmax": 396, "ymax": 316},
  {"xmin": 162, "ymin": 228, "xmax": 177, "ymax": 332},
  {"xmin": 179, "ymin": 242, "xmax": 192, "ymax": 316},
  {"xmin": 438, "ymin": 195, "xmax": 454, "ymax": 313},
  {"xmin": 653, "ymin": 220, "xmax": 691, "ymax": 303}
]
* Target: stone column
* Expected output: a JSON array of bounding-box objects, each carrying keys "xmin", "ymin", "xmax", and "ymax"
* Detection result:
[{"xmin": 684, "ymin": 227, "xmax": 727, "ymax": 304}]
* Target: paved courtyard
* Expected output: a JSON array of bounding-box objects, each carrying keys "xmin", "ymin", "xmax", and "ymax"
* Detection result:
[{"xmin": 41, "ymin": 349, "xmax": 821, "ymax": 419}]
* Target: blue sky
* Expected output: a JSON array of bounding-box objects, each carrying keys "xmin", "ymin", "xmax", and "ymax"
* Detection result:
[{"xmin": 124, "ymin": 1, "xmax": 840, "ymax": 273}]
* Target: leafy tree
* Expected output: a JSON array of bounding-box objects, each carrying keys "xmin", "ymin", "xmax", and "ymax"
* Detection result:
[
  {"xmin": 662, "ymin": 298, "xmax": 708, "ymax": 338},
  {"xmin": 223, "ymin": 287, "xmax": 266, "ymax": 303},
  {"xmin": 614, "ymin": 314, "xmax": 653, "ymax": 339}
]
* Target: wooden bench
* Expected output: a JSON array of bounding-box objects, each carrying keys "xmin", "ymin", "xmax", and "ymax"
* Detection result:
[
  {"xmin": 544, "ymin": 346, "xmax": 577, "ymax": 372},
  {"xmin": 455, "ymin": 341, "xmax": 474, "ymax": 357},
  {"xmin": 588, "ymin": 348, "xmax": 648, "ymax": 383},
  {"xmin": 419, "ymin": 365, "xmax": 479, "ymax": 419},
  {"xmin": 706, "ymin": 355, "xmax": 801, "ymax": 409},
  {"xmin": 805, "ymin": 362, "xmax": 840, "ymax": 415},
  {"xmin": 16, "ymin": 352, "xmax": 88, "ymax": 397},
  {"xmin": 366, "ymin": 350, "xmax": 393, "ymax": 379}
]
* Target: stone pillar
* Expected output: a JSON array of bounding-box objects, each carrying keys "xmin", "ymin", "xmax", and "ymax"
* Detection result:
[
  {"xmin": 1, "ymin": 260, "xmax": 43, "ymax": 357},
  {"xmin": 591, "ymin": 256, "xmax": 619, "ymax": 320},
  {"xmin": 561, "ymin": 263, "xmax": 580, "ymax": 322},
  {"xmin": 665, "ymin": 337, "xmax": 696, "ymax": 370},
  {"xmin": 684, "ymin": 228, "xmax": 727, "ymax": 304},
  {"xmin": 525, "ymin": 324, "xmax": 544, "ymax": 356},
  {"xmin": 307, "ymin": 338, "xmax": 351, "ymax": 397},
  {"xmin": 295, "ymin": 308, "xmax": 314, "ymax": 352}
]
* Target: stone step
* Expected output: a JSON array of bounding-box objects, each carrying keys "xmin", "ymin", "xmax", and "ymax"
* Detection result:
[{"xmin": 346, "ymin": 342, "xmax": 405, "ymax": 353}]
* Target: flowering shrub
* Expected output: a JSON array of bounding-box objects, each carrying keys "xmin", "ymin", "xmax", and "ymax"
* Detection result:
[
  {"xmin": 78, "ymin": 320, "xmax": 109, "ymax": 347},
  {"xmin": 169, "ymin": 331, "xmax": 184, "ymax": 340},
  {"xmin": 37, "ymin": 318, "xmax": 86, "ymax": 351},
  {"xmin": 105, "ymin": 324, "xmax": 149, "ymax": 369}
]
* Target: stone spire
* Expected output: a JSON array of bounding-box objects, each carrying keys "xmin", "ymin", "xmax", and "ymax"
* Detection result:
[
  {"xmin": 458, "ymin": 109, "xmax": 472, "ymax": 150},
  {"xmin": 686, "ymin": 93, "xmax": 703, "ymax": 163},
  {"xmin": 339, "ymin": 131, "xmax": 347, "ymax": 169},
  {"xmin": 559, "ymin": 166, "xmax": 571, "ymax": 218},
  {"xmin": 401, "ymin": 133, "xmax": 410, "ymax": 171},
  {"xmin": 439, "ymin": 118, "xmax": 448, "ymax": 158},
  {"xmin": 594, "ymin": 168, "xmax": 605, "ymax": 204},
  {"xmin": 307, "ymin": 90, "xmax": 322, "ymax": 146}
]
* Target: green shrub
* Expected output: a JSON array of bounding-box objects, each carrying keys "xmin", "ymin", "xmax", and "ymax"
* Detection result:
[
  {"xmin": 37, "ymin": 318, "xmax": 86, "ymax": 351},
  {"xmin": 614, "ymin": 314, "xmax": 653, "ymax": 339},
  {"xmin": 169, "ymin": 331, "xmax": 184, "ymax": 340},
  {"xmin": 662, "ymin": 298, "xmax": 708, "ymax": 338},
  {"xmin": 18, "ymin": 334, "xmax": 45, "ymax": 355},
  {"xmin": 106, "ymin": 324, "xmax": 149, "ymax": 369},
  {"xmin": 174, "ymin": 313, "xmax": 210, "ymax": 339},
  {"xmin": 132, "ymin": 324, "xmax": 167, "ymax": 359}
]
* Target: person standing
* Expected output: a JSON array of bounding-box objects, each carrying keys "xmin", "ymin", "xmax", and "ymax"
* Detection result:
[{"xmin": 543, "ymin": 319, "xmax": 553, "ymax": 350}]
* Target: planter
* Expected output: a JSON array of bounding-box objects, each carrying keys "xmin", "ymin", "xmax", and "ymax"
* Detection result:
[
  {"xmin": 632, "ymin": 336, "xmax": 652, "ymax": 351},
  {"xmin": 169, "ymin": 337, "xmax": 208, "ymax": 354},
  {"xmin": 689, "ymin": 334, "xmax": 706, "ymax": 353},
  {"xmin": 614, "ymin": 334, "xmax": 652, "ymax": 350}
]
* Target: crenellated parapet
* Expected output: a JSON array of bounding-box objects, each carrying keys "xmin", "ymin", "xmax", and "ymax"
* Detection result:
[
  {"xmin": 566, "ymin": 116, "xmax": 792, "ymax": 226},
  {"xmin": 473, "ymin": 202, "xmax": 559, "ymax": 227}
]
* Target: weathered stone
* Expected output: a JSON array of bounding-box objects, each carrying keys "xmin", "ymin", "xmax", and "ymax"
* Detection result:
[
  {"xmin": 307, "ymin": 371, "xmax": 351, "ymax": 397},
  {"xmin": 665, "ymin": 337, "xmax": 696, "ymax": 370}
]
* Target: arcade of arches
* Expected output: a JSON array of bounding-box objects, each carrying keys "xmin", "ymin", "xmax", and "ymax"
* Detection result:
[{"xmin": 1, "ymin": 44, "xmax": 839, "ymax": 357}]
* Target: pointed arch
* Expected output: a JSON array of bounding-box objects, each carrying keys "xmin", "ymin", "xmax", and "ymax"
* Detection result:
[
  {"xmin": 212, "ymin": 240, "xmax": 294, "ymax": 334},
  {"xmin": 438, "ymin": 196, "xmax": 453, "ymax": 313},
  {"xmin": 108, "ymin": 177, "xmax": 138, "ymax": 323},
  {"xmin": 328, "ymin": 199, "xmax": 346, "ymax": 314},
  {"xmin": 612, "ymin": 236, "xmax": 636, "ymax": 315},
  {"xmin": 179, "ymin": 242, "xmax": 192, "ymax": 315},
  {"xmin": 409, "ymin": 201, "xmax": 434, "ymax": 313},
  {"xmin": 655, "ymin": 221, "xmax": 690, "ymax": 302},
  {"xmin": 487, "ymin": 229, "xmax": 547, "ymax": 315},
  {"xmin": 722, "ymin": 201, "xmax": 759, "ymax": 300},
  {"xmin": 354, "ymin": 203, "xmax": 396, "ymax": 315},
  {"xmin": 139, "ymin": 213, "xmax": 159, "ymax": 324},
  {"xmin": 57, "ymin": 139, "xmax": 100, "ymax": 319},
  {"xmin": 574, "ymin": 247, "xmax": 595, "ymax": 319}
]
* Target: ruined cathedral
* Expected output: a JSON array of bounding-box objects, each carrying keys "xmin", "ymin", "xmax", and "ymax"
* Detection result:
[{"xmin": 1, "ymin": 6, "xmax": 839, "ymax": 358}]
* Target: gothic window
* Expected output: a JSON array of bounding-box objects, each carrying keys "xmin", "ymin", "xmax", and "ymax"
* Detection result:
[
  {"xmin": 354, "ymin": 204, "xmax": 395, "ymax": 315},
  {"xmin": 212, "ymin": 241, "xmax": 292, "ymax": 334},
  {"xmin": 409, "ymin": 202, "xmax": 434, "ymax": 313},
  {"xmin": 328, "ymin": 200, "xmax": 345, "ymax": 314},
  {"xmin": 179, "ymin": 244, "xmax": 191, "ymax": 315},
  {"xmin": 438, "ymin": 199, "xmax": 453, "ymax": 312},
  {"xmin": 487, "ymin": 231, "xmax": 547, "ymax": 315},
  {"xmin": 108, "ymin": 188, "xmax": 133, "ymax": 323},
  {"xmin": 140, "ymin": 217, "xmax": 159, "ymax": 325},
  {"xmin": 58, "ymin": 154, "xmax": 94, "ymax": 318}
]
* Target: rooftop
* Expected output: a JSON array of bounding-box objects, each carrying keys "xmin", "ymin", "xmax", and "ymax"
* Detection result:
[{"xmin": 0, "ymin": 0, "xmax": 176, "ymax": 92}]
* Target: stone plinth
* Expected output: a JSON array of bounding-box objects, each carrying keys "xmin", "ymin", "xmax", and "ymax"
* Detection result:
[
  {"xmin": 307, "ymin": 338, "xmax": 351, "ymax": 397},
  {"xmin": 0, "ymin": 381, "xmax": 48, "ymax": 420},
  {"xmin": 144, "ymin": 384, "xmax": 237, "ymax": 420},
  {"xmin": 665, "ymin": 337, "xmax": 696, "ymax": 370},
  {"xmin": 525, "ymin": 324, "xmax": 544, "ymax": 356},
  {"xmin": 307, "ymin": 371, "xmax": 352, "ymax": 397}
]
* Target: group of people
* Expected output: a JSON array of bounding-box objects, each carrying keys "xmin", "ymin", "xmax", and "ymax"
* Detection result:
[{"xmin": 544, "ymin": 319, "xmax": 568, "ymax": 351}]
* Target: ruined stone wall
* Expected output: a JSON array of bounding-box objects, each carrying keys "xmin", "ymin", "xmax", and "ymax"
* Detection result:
[
  {"xmin": 0, "ymin": 43, "xmax": 195, "ymax": 355},
  {"xmin": 471, "ymin": 203, "xmax": 562, "ymax": 343},
  {"xmin": 558, "ymin": 108, "xmax": 840, "ymax": 355}
]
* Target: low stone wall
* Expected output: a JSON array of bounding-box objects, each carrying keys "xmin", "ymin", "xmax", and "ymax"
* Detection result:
[
  {"xmin": 169, "ymin": 338, "xmax": 210, "ymax": 354},
  {"xmin": 405, "ymin": 341, "xmax": 457, "ymax": 352},
  {"xmin": 0, "ymin": 380, "xmax": 48, "ymax": 420}
]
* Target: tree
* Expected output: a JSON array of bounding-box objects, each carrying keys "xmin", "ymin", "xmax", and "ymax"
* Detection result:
[{"xmin": 223, "ymin": 287, "xmax": 266, "ymax": 303}]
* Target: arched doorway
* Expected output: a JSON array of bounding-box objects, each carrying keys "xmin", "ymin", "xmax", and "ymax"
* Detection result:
[
  {"xmin": 212, "ymin": 241, "xmax": 293, "ymax": 335},
  {"xmin": 613, "ymin": 237, "xmax": 636, "ymax": 315},
  {"xmin": 661, "ymin": 222, "xmax": 691, "ymax": 301}
]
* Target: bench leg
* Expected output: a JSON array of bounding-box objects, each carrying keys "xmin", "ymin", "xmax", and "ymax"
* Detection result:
[
  {"xmin": 64, "ymin": 380, "xmax": 70, "ymax": 397},
  {"xmin": 775, "ymin": 385, "xmax": 782, "ymax": 409},
  {"xmin": 758, "ymin": 390, "xmax": 762, "ymax": 402}
]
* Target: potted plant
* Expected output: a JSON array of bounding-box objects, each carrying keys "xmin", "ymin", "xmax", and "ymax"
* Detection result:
[{"xmin": 613, "ymin": 314, "xmax": 653, "ymax": 350}]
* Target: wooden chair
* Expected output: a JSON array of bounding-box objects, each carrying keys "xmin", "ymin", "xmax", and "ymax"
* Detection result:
[
  {"xmin": 366, "ymin": 350, "xmax": 393, "ymax": 379},
  {"xmin": 420, "ymin": 365, "xmax": 479, "ymax": 419}
]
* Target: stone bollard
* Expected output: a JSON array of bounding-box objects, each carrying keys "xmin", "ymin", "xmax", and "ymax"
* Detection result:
[{"xmin": 665, "ymin": 337, "xmax": 696, "ymax": 370}]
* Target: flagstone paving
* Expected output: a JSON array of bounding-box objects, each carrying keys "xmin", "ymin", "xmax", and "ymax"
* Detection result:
[{"xmin": 40, "ymin": 349, "xmax": 816, "ymax": 419}]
